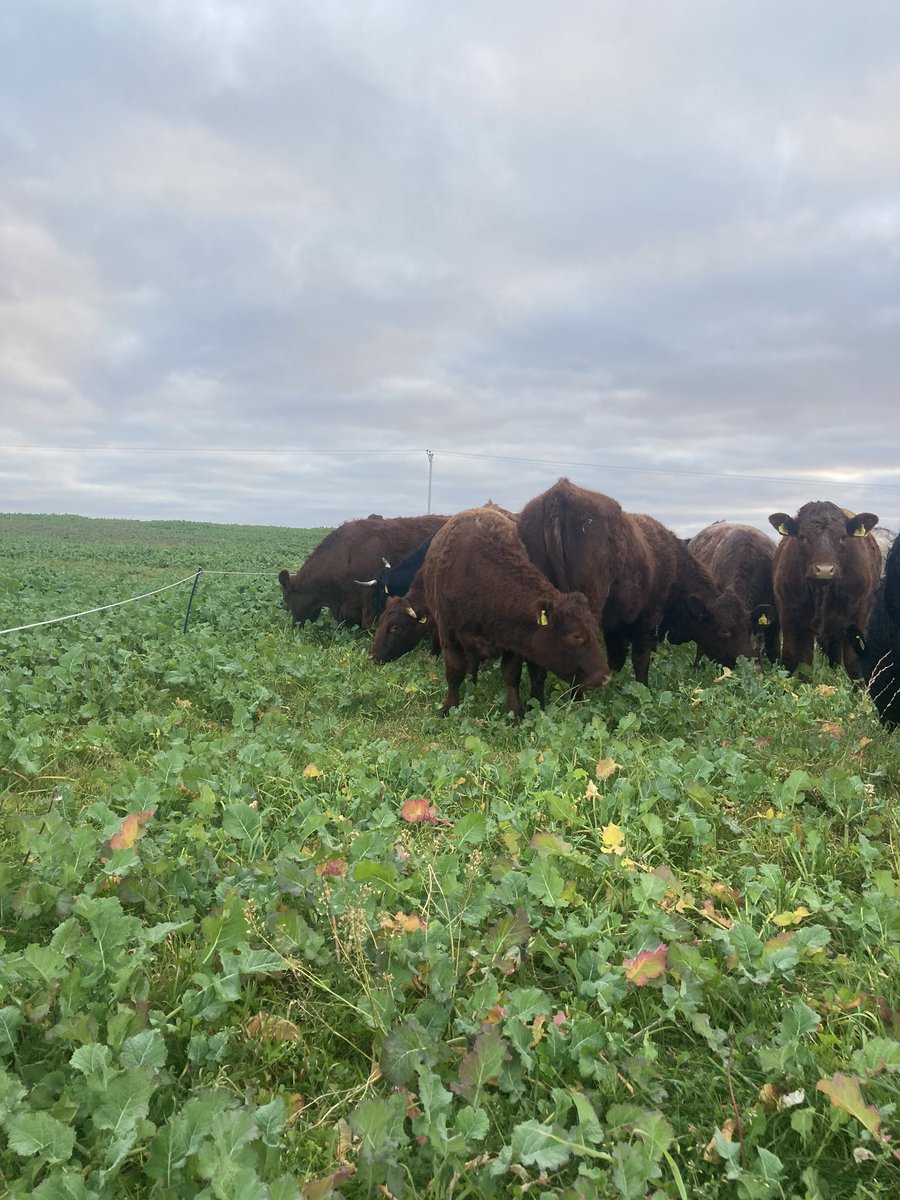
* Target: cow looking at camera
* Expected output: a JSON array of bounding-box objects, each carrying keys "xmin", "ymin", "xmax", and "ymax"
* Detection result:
[{"xmin": 768, "ymin": 501, "xmax": 880, "ymax": 678}]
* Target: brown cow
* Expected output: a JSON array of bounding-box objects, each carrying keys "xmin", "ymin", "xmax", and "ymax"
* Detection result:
[
  {"xmin": 684, "ymin": 521, "xmax": 779, "ymax": 661},
  {"xmin": 423, "ymin": 505, "xmax": 610, "ymax": 717},
  {"xmin": 768, "ymin": 501, "xmax": 880, "ymax": 677},
  {"xmin": 518, "ymin": 479, "xmax": 752, "ymax": 685},
  {"xmin": 369, "ymin": 571, "xmax": 434, "ymax": 663},
  {"xmin": 650, "ymin": 518, "xmax": 756, "ymax": 669},
  {"xmin": 278, "ymin": 513, "xmax": 448, "ymax": 628}
]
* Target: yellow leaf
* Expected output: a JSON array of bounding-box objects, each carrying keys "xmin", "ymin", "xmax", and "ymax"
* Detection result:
[
  {"xmin": 303, "ymin": 763, "xmax": 322, "ymax": 777},
  {"xmin": 601, "ymin": 822, "xmax": 625, "ymax": 855},
  {"xmin": 771, "ymin": 906, "xmax": 811, "ymax": 927},
  {"xmin": 584, "ymin": 780, "xmax": 600, "ymax": 800},
  {"xmin": 595, "ymin": 758, "xmax": 620, "ymax": 780}
]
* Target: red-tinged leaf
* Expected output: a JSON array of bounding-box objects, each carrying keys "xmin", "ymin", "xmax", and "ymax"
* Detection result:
[
  {"xmin": 623, "ymin": 943, "xmax": 668, "ymax": 986},
  {"xmin": 106, "ymin": 810, "xmax": 154, "ymax": 852},
  {"xmin": 552, "ymin": 1010, "xmax": 568, "ymax": 1028},
  {"xmin": 483, "ymin": 908, "xmax": 531, "ymax": 972},
  {"xmin": 317, "ymin": 858, "xmax": 347, "ymax": 877},
  {"xmin": 484, "ymin": 1005, "xmax": 508, "ymax": 1025},
  {"xmin": 453, "ymin": 1029, "xmax": 509, "ymax": 1103},
  {"xmin": 401, "ymin": 797, "xmax": 440, "ymax": 824},
  {"xmin": 816, "ymin": 1073, "xmax": 885, "ymax": 1141}
]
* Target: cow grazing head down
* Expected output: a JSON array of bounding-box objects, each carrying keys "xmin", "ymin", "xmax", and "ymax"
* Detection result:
[
  {"xmin": 369, "ymin": 596, "xmax": 431, "ymax": 663},
  {"xmin": 278, "ymin": 568, "xmax": 322, "ymax": 625},
  {"xmin": 769, "ymin": 504, "xmax": 879, "ymax": 581},
  {"xmin": 683, "ymin": 589, "xmax": 754, "ymax": 668}
]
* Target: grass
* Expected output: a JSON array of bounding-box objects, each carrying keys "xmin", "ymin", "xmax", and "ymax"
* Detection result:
[{"xmin": 0, "ymin": 513, "xmax": 898, "ymax": 1199}]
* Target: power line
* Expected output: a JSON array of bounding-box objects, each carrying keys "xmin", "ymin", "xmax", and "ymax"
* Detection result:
[{"xmin": 1, "ymin": 443, "xmax": 897, "ymax": 492}]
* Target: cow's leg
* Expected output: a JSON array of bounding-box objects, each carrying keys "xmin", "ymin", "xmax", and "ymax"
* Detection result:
[
  {"xmin": 630, "ymin": 622, "xmax": 658, "ymax": 686},
  {"xmin": 441, "ymin": 640, "xmax": 467, "ymax": 715},
  {"xmin": 525, "ymin": 661, "xmax": 548, "ymax": 708},
  {"xmin": 500, "ymin": 652, "xmax": 525, "ymax": 720},
  {"xmin": 605, "ymin": 630, "xmax": 629, "ymax": 674},
  {"xmin": 840, "ymin": 637, "xmax": 864, "ymax": 681},
  {"xmin": 779, "ymin": 623, "xmax": 814, "ymax": 673}
]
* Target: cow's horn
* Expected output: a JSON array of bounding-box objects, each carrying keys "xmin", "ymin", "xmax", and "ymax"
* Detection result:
[
  {"xmin": 355, "ymin": 578, "xmax": 377, "ymax": 586},
  {"xmin": 382, "ymin": 557, "xmax": 392, "ymax": 569},
  {"xmin": 404, "ymin": 606, "xmax": 418, "ymax": 619}
]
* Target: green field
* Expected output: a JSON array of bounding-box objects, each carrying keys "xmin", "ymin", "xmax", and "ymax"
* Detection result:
[{"xmin": 1, "ymin": 513, "xmax": 898, "ymax": 1199}]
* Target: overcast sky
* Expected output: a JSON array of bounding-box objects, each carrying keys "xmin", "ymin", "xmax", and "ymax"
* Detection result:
[{"xmin": 2, "ymin": 0, "xmax": 898, "ymax": 535}]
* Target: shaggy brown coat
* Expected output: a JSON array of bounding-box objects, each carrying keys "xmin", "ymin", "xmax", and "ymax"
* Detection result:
[
  {"xmin": 687, "ymin": 522, "xmax": 779, "ymax": 661},
  {"xmin": 278, "ymin": 514, "xmax": 448, "ymax": 628},
  {"xmin": 769, "ymin": 501, "xmax": 880, "ymax": 677},
  {"xmin": 423, "ymin": 505, "xmax": 610, "ymax": 717},
  {"xmin": 517, "ymin": 479, "xmax": 753, "ymax": 684}
]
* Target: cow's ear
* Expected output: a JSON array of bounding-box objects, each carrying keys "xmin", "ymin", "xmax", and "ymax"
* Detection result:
[
  {"xmin": 278, "ymin": 569, "xmax": 290, "ymax": 588},
  {"xmin": 752, "ymin": 603, "xmax": 776, "ymax": 627},
  {"xmin": 769, "ymin": 513, "xmax": 797, "ymax": 537},
  {"xmin": 847, "ymin": 512, "xmax": 879, "ymax": 537}
]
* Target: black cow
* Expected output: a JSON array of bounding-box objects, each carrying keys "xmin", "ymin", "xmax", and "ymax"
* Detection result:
[
  {"xmin": 356, "ymin": 534, "xmax": 437, "ymax": 621},
  {"xmin": 857, "ymin": 534, "xmax": 900, "ymax": 726}
]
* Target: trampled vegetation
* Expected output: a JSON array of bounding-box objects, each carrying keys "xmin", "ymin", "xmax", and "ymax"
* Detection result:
[{"xmin": 0, "ymin": 513, "xmax": 898, "ymax": 1199}]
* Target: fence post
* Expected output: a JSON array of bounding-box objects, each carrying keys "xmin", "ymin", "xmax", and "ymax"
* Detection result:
[{"xmin": 183, "ymin": 568, "xmax": 203, "ymax": 633}]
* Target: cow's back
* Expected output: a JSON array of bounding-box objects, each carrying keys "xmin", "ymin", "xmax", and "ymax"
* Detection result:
[{"xmin": 518, "ymin": 477, "xmax": 626, "ymax": 614}]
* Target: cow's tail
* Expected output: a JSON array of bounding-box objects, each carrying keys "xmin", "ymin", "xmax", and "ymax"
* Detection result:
[{"xmin": 541, "ymin": 488, "xmax": 576, "ymax": 592}]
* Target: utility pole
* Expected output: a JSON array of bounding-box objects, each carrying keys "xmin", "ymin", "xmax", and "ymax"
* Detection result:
[{"xmin": 425, "ymin": 449, "xmax": 434, "ymax": 513}]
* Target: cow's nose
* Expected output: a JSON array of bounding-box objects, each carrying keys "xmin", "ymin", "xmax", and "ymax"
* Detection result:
[{"xmin": 808, "ymin": 562, "xmax": 837, "ymax": 580}]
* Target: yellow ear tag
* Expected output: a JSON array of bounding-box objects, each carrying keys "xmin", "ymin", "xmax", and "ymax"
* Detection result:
[
  {"xmin": 853, "ymin": 527, "xmax": 868, "ymax": 537},
  {"xmin": 538, "ymin": 609, "xmax": 549, "ymax": 626},
  {"xmin": 778, "ymin": 523, "xmax": 790, "ymax": 536},
  {"xmin": 418, "ymin": 616, "xmax": 427, "ymax": 624},
  {"xmin": 758, "ymin": 614, "xmax": 770, "ymax": 626},
  {"xmin": 855, "ymin": 633, "xmax": 866, "ymax": 650}
]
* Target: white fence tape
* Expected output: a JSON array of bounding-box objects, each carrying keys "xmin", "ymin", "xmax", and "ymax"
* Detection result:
[{"xmin": 0, "ymin": 574, "xmax": 199, "ymax": 636}]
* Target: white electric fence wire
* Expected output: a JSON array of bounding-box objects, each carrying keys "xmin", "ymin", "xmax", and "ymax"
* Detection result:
[{"xmin": 0, "ymin": 574, "xmax": 199, "ymax": 636}]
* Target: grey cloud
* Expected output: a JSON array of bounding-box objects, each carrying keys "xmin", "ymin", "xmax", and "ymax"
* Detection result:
[{"xmin": 1, "ymin": 0, "xmax": 898, "ymax": 536}]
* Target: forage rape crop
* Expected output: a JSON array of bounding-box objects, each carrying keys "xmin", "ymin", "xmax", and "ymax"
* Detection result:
[{"xmin": 0, "ymin": 513, "xmax": 898, "ymax": 1199}]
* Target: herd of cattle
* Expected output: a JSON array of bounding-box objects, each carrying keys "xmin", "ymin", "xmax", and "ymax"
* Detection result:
[{"xmin": 277, "ymin": 478, "xmax": 900, "ymax": 727}]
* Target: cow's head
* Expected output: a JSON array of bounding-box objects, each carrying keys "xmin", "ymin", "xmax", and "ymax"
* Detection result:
[
  {"xmin": 278, "ymin": 569, "xmax": 322, "ymax": 625},
  {"xmin": 770, "ymin": 505, "xmax": 879, "ymax": 582},
  {"xmin": 369, "ymin": 596, "xmax": 430, "ymax": 663},
  {"xmin": 532, "ymin": 593, "xmax": 611, "ymax": 688},
  {"xmin": 685, "ymin": 589, "xmax": 754, "ymax": 667}
]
